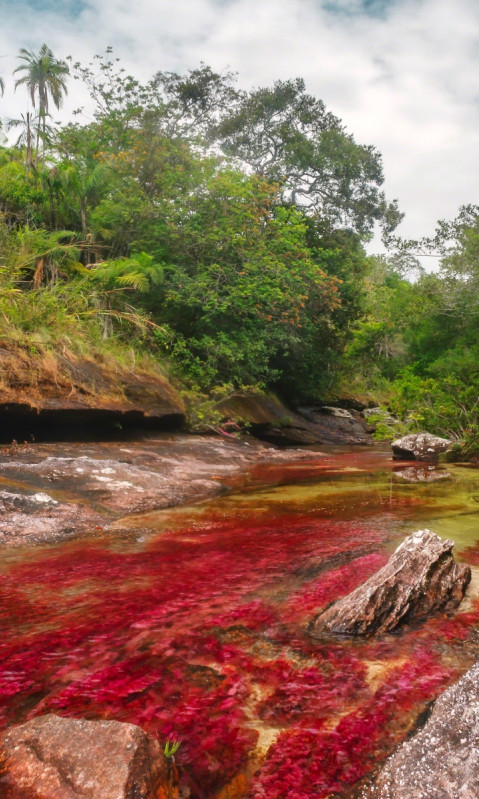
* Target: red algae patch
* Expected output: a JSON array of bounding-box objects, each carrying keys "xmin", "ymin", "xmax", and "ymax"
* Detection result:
[
  {"xmin": 1, "ymin": 457, "xmax": 479, "ymax": 797},
  {"xmin": 249, "ymin": 648, "xmax": 455, "ymax": 799},
  {"xmin": 282, "ymin": 553, "xmax": 388, "ymax": 622}
]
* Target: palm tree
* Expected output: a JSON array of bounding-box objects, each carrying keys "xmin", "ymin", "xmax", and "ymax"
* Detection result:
[
  {"xmin": 7, "ymin": 112, "xmax": 37, "ymax": 170},
  {"xmin": 14, "ymin": 44, "xmax": 69, "ymax": 158},
  {"xmin": 59, "ymin": 159, "xmax": 110, "ymax": 235}
]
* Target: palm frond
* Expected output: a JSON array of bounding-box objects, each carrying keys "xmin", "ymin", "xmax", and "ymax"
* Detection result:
[{"xmin": 90, "ymin": 253, "xmax": 164, "ymax": 293}]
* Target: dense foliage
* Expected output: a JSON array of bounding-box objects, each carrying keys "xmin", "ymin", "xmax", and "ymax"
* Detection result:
[
  {"xmin": 0, "ymin": 46, "xmax": 401, "ymax": 403},
  {"xmin": 341, "ymin": 207, "xmax": 479, "ymax": 453},
  {"xmin": 1, "ymin": 44, "xmax": 478, "ymax": 443}
]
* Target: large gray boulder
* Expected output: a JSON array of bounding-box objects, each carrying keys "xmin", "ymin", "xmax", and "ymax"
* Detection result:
[
  {"xmin": 361, "ymin": 661, "xmax": 479, "ymax": 798},
  {"xmin": 0, "ymin": 714, "xmax": 174, "ymax": 799},
  {"xmin": 311, "ymin": 530, "xmax": 470, "ymax": 637},
  {"xmin": 392, "ymin": 432, "xmax": 453, "ymax": 461}
]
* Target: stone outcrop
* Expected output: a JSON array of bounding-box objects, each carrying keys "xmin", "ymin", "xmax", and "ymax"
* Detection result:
[
  {"xmin": 311, "ymin": 530, "xmax": 471, "ymax": 637},
  {"xmin": 215, "ymin": 392, "xmax": 372, "ymax": 446},
  {"xmin": 0, "ymin": 344, "xmax": 185, "ymax": 441},
  {"xmin": 320, "ymin": 406, "xmax": 356, "ymax": 419},
  {"xmin": 363, "ymin": 407, "xmax": 398, "ymax": 425},
  {"xmin": 0, "ymin": 714, "xmax": 176, "ymax": 799},
  {"xmin": 361, "ymin": 661, "xmax": 479, "ymax": 798},
  {"xmin": 363, "ymin": 407, "xmax": 401, "ymax": 437},
  {"xmin": 392, "ymin": 432, "xmax": 453, "ymax": 461},
  {"xmin": 297, "ymin": 405, "xmax": 372, "ymax": 443}
]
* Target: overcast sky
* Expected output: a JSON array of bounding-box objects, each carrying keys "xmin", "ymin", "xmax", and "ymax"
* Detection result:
[{"xmin": 0, "ymin": 0, "xmax": 478, "ymax": 251}]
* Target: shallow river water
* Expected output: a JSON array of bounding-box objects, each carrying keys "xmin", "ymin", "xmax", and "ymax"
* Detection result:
[{"xmin": 1, "ymin": 446, "xmax": 479, "ymax": 798}]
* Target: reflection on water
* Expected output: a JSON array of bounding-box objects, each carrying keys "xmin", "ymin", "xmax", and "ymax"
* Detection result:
[{"xmin": 1, "ymin": 449, "xmax": 479, "ymax": 798}]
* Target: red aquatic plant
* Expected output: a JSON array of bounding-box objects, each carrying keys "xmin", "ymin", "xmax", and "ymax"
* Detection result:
[
  {"xmin": 257, "ymin": 660, "xmax": 368, "ymax": 725},
  {"xmin": 0, "ymin": 496, "xmax": 474, "ymax": 798},
  {"xmin": 282, "ymin": 553, "xmax": 388, "ymax": 622},
  {"xmin": 250, "ymin": 647, "xmax": 455, "ymax": 799}
]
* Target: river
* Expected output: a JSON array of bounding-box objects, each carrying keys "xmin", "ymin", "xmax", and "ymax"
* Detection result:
[{"xmin": 1, "ymin": 444, "xmax": 479, "ymax": 798}]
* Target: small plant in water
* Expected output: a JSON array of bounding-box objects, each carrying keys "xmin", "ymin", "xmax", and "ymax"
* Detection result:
[{"xmin": 164, "ymin": 737, "xmax": 182, "ymax": 759}]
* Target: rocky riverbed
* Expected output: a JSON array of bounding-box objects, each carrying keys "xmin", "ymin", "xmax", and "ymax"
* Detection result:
[{"xmin": 0, "ymin": 434, "xmax": 323, "ymax": 547}]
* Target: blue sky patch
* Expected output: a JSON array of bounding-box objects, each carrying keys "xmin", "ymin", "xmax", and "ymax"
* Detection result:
[
  {"xmin": 1, "ymin": 0, "xmax": 86, "ymax": 15},
  {"xmin": 323, "ymin": 0, "xmax": 399, "ymax": 18}
]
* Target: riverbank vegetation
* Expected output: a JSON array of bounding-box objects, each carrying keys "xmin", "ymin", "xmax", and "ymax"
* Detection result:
[{"xmin": 1, "ymin": 45, "xmax": 478, "ymax": 450}]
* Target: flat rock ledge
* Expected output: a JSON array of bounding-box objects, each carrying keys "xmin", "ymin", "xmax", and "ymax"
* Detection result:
[
  {"xmin": 361, "ymin": 660, "xmax": 479, "ymax": 798},
  {"xmin": 391, "ymin": 433, "xmax": 453, "ymax": 461},
  {"xmin": 311, "ymin": 530, "xmax": 471, "ymax": 637},
  {"xmin": 0, "ymin": 435, "xmax": 322, "ymax": 546},
  {"xmin": 0, "ymin": 714, "xmax": 176, "ymax": 799}
]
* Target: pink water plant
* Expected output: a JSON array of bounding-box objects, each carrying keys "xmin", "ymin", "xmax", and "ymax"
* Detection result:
[{"xmin": 0, "ymin": 495, "xmax": 476, "ymax": 797}]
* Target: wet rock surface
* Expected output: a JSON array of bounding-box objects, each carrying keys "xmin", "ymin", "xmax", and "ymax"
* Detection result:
[
  {"xmin": 312, "ymin": 529, "xmax": 471, "ymax": 637},
  {"xmin": 392, "ymin": 432, "xmax": 453, "ymax": 461},
  {"xmin": 0, "ymin": 435, "xmax": 319, "ymax": 546},
  {"xmin": 0, "ymin": 714, "xmax": 172, "ymax": 799},
  {"xmin": 0, "ymin": 490, "xmax": 104, "ymax": 545},
  {"xmin": 361, "ymin": 660, "xmax": 479, "ymax": 798}
]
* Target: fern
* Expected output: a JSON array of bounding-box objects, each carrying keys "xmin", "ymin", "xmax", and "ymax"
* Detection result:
[{"xmin": 90, "ymin": 252, "xmax": 164, "ymax": 293}]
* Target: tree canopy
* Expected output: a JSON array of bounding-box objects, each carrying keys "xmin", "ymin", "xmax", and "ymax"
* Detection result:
[{"xmin": 2, "ymin": 45, "xmax": 478, "ymax": 451}]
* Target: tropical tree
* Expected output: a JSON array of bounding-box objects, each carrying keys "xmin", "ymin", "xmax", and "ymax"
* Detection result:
[
  {"xmin": 8, "ymin": 112, "xmax": 43, "ymax": 170},
  {"xmin": 89, "ymin": 252, "xmax": 163, "ymax": 293},
  {"xmin": 142, "ymin": 169, "xmax": 341, "ymax": 390},
  {"xmin": 86, "ymin": 252, "xmax": 163, "ymax": 338},
  {"xmin": 9, "ymin": 226, "xmax": 81, "ymax": 286},
  {"xmin": 58, "ymin": 159, "xmax": 110, "ymax": 235},
  {"xmin": 0, "ymin": 153, "xmax": 48, "ymax": 226},
  {"xmin": 14, "ymin": 44, "xmax": 69, "ymax": 157},
  {"xmin": 214, "ymin": 78, "xmax": 402, "ymax": 237}
]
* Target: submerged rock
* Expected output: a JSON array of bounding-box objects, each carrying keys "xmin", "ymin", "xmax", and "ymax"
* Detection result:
[
  {"xmin": 361, "ymin": 661, "xmax": 479, "ymax": 798},
  {"xmin": 0, "ymin": 714, "xmax": 174, "ymax": 799},
  {"xmin": 0, "ymin": 489, "xmax": 104, "ymax": 546},
  {"xmin": 393, "ymin": 465, "xmax": 452, "ymax": 482},
  {"xmin": 392, "ymin": 432, "xmax": 453, "ymax": 461},
  {"xmin": 311, "ymin": 529, "xmax": 470, "ymax": 637}
]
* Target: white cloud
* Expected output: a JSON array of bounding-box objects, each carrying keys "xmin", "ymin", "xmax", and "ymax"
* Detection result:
[{"xmin": 1, "ymin": 0, "xmax": 479, "ymax": 251}]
